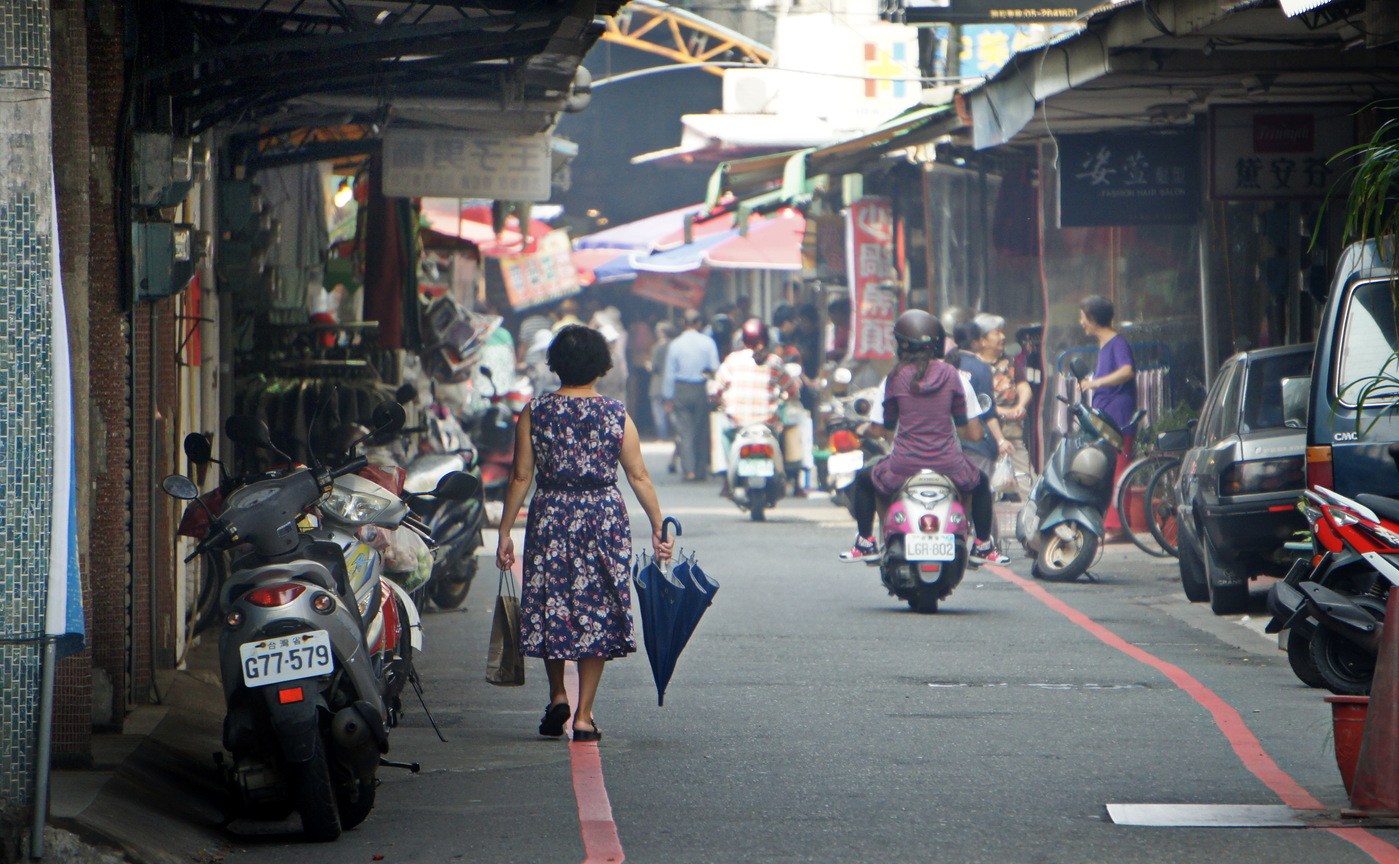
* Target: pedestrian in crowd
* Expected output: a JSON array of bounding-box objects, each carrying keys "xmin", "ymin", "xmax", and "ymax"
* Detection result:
[
  {"xmin": 648, "ymin": 320, "xmax": 679, "ymax": 470},
  {"xmin": 1077, "ymin": 294, "xmax": 1137, "ymax": 539},
  {"xmin": 826, "ymin": 295, "xmax": 851, "ymax": 361},
  {"xmin": 708, "ymin": 312, "xmax": 735, "ymax": 360},
  {"xmin": 495, "ymin": 325, "xmax": 674, "ymax": 743},
  {"xmin": 628, "ymin": 313, "xmax": 658, "ymax": 436},
  {"xmin": 714, "ymin": 318, "xmax": 798, "ymax": 498},
  {"xmin": 793, "ymin": 303, "xmax": 822, "ymax": 381},
  {"xmin": 591, "ymin": 306, "xmax": 628, "ymax": 403},
  {"xmin": 1014, "ymin": 324, "xmax": 1045, "ymax": 468},
  {"xmin": 838, "ymin": 311, "xmax": 988, "ymax": 562},
  {"xmin": 771, "ymin": 304, "xmax": 811, "ymax": 496},
  {"xmin": 948, "ymin": 320, "xmax": 1014, "ymax": 563},
  {"xmin": 974, "ymin": 312, "xmax": 1033, "ymax": 497},
  {"xmin": 663, "ymin": 309, "xmax": 721, "ymax": 481}
]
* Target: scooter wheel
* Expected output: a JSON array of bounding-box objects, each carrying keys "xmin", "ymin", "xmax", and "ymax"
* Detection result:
[
  {"xmin": 1286, "ymin": 628, "xmax": 1325, "ymax": 689},
  {"xmin": 1035, "ymin": 524, "xmax": 1098, "ymax": 582}
]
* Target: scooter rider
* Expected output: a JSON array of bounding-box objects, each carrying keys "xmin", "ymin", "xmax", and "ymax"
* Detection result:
[
  {"xmin": 839, "ymin": 310, "xmax": 987, "ymax": 562},
  {"xmin": 716, "ymin": 318, "xmax": 798, "ymax": 499}
]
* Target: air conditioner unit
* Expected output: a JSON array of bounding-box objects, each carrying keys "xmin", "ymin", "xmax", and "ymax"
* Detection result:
[{"xmin": 723, "ymin": 70, "xmax": 781, "ymax": 115}]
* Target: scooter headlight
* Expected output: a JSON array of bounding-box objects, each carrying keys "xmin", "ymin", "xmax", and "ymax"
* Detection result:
[{"xmin": 321, "ymin": 486, "xmax": 395, "ymax": 525}]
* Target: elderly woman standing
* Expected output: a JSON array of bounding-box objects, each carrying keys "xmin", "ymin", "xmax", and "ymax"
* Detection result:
[
  {"xmin": 496, "ymin": 325, "xmax": 673, "ymax": 743},
  {"xmin": 974, "ymin": 312, "xmax": 1034, "ymax": 494}
]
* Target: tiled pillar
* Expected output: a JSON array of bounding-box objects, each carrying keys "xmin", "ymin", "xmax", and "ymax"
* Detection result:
[{"xmin": 0, "ymin": 0, "xmax": 55, "ymax": 802}]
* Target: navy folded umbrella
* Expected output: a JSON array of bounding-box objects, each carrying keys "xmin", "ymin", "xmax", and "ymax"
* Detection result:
[{"xmin": 634, "ymin": 518, "xmax": 719, "ymax": 706}]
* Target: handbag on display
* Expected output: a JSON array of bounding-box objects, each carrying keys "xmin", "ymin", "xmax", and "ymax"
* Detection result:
[{"xmin": 486, "ymin": 569, "xmax": 526, "ymax": 686}]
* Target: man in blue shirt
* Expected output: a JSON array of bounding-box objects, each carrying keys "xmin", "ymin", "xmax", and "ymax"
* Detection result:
[
  {"xmin": 664, "ymin": 310, "xmax": 721, "ymax": 481},
  {"xmin": 1079, "ymin": 294, "xmax": 1136, "ymax": 538}
]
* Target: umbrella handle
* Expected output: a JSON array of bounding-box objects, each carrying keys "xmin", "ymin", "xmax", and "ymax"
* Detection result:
[{"xmin": 661, "ymin": 516, "xmax": 682, "ymax": 542}]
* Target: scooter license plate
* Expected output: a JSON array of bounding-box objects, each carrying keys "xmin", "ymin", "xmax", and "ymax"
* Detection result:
[
  {"xmin": 905, "ymin": 534, "xmax": 958, "ymax": 562},
  {"xmin": 737, "ymin": 459, "xmax": 775, "ymax": 478},
  {"xmin": 239, "ymin": 630, "xmax": 334, "ymax": 687},
  {"xmin": 826, "ymin": 451, "xmax": 864, "ymax": 475}
]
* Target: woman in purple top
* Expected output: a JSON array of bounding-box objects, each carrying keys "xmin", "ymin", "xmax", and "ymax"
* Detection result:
[
  {"xmin": 839, "ymin": 311, "xmax": 985, "ymax": 562},
  {"xmin": 1077, "ymin": 295, "xmax": 1136, "ymax": 535}
]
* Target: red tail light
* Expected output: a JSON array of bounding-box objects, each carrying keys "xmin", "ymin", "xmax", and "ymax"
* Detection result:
[
  {"xmin": 246, "ymin": 583, "xmax": 307, "ymax": 608},
  {"xmin": 740, "ymin": 444, "xmax": 774, "ymax": 459},
  {"xmin": 1306, "ymin": 446, "xmax": 1333, "ymax": 492},
  {"xmin": 919, "ymin": 514, "xmax": 940, "ymax": 533},
  {"xmin": 830, "ymin": 430, "xmax": 860, "ymax": 453}
]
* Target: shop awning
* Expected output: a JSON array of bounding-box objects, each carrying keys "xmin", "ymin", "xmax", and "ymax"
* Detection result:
[
  {"xmin": 628, "ymin": 208, "xmax": 806, "ymax": 274},
  {"xmin": 420, "ymin": 199, "xmax": 554, "ymax": 257},
  {"xmin": 574, "ymin": 204, "xmax": 710, "ymax": 250}
]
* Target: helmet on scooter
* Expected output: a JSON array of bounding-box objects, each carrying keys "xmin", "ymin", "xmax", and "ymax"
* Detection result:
[
  {"xmin": 893, "ymin": 310, "xmax": 944, "ymax": 356},
  {"xmin": 740, "ymin": 317, "xmax": 768, "ymax": 350},
  {"xmin": 1067, "ymin": 443, "xmax": 1112, "ymax": 487}
]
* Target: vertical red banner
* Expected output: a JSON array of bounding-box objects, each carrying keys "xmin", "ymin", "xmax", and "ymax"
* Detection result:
[{"xmin": 846, "ymin": 197, "xmax": 898, "ymax": 360}]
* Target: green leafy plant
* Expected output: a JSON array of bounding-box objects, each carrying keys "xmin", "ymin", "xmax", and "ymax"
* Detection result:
[{"xmin": 1139, "ymin": 400, "xmax": 1200, "ymax": 455}]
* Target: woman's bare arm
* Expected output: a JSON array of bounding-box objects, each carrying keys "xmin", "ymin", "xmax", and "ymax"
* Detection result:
[
  {"xmin": 618, "ymin": 413, "xmax": 673, "ymax": 560},
  {"xmin": 495, "ymin": 406, "xmax": 534, "ymax": 570}
]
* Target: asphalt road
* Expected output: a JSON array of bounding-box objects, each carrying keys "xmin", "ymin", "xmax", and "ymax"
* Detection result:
[{"xmin": 220, "ymin": 444, "xmax": 1399, "ymax": 864}]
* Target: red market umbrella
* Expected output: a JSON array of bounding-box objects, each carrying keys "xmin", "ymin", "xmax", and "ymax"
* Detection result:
[{"xmin": 703, "ymin": 209, "xmax": 805, "ymax": 270}]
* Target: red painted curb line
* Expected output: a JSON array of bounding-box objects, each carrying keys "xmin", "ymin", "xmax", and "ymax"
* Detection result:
[
  {"xmin": 988, "ymin": 563, "xmax": 1399, "ymax": 863},
  {"xmin": 565, "ymin": 662, "xmax": 626, "ymax": 864}
]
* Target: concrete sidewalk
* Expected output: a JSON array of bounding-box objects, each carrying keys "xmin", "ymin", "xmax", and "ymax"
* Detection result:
[{"xmin": 43, "ymin": 643, "xmax": 230, "ymax": 864}]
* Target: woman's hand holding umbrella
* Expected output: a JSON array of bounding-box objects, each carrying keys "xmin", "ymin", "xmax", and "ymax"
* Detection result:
[{"xmin": 652, "ymin": 525, "xmax": 675, "ymax": 562}]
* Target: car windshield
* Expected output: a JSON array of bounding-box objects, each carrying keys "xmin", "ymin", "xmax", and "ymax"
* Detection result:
[
  {"xmin": 1242, "ymin": 351, "xmax": 1312, "ymax": 431},
  {"xmin": 1336, "ymin": 278, "xmax": 1399, "ymax": 406}
]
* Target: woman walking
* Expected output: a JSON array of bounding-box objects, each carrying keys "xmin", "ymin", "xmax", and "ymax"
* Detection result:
[{"xmin": 496, "ymin": 325, "xmax": 673, "ymax": 743}]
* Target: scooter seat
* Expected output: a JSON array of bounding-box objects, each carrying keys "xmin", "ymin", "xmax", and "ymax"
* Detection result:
[{"xmin": 1356, "ymin": 493, "xmax": 1399, "ymax": 526}]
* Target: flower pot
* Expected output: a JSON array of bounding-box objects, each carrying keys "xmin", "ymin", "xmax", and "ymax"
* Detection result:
[
  {"xmin": 1124, "ymin": 486, "xmax": 1149, "ymax": 534},
  {"xmin": 1326, "ymin": 694, "xmax": 1370, "ymax": 794}
]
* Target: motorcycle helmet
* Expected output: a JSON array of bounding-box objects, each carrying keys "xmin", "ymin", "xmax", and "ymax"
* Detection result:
[
  {"xmin": 740, "ymin": 317, "xmax": 768, "ymax": 350},
  {"xmin": 1067, "ymin": 443, "xmax": 1112, "ymax": 487},
  {"xmin": 893, "ymin": 310, "xmax": 944, "ymax": 355},
  {"xmin": 939, "ymin": 305, "xmax": 972, "ymax": 335}
]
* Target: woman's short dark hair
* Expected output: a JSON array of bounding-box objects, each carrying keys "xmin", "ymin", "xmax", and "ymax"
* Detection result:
[
  {"xmin": 1080, "ymin": 294, "xmax": 1115, "ymax": 328},
  {"xmin": 547, "ymin": 324, "xmax": 612, "ymax": 386}
]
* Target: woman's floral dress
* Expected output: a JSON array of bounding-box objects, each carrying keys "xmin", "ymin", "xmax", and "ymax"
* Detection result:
[{"xmin": 519, "ymin": 393, "xmax": 636, "ymax": 660}]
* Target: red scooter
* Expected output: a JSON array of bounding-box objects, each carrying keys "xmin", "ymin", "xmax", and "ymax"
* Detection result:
[{"xmin": 1267, "ymin": 478, "xmax": 1399, "ymax": 695}]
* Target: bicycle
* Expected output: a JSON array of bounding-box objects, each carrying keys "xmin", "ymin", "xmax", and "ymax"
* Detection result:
[
  {"xmin": 1115, "ymin": 452, "xmax": 1180, "ymax": 558},
  {"xmin": 1144, "ymin": 458, "xmax": 1181, "ymax": 557}
]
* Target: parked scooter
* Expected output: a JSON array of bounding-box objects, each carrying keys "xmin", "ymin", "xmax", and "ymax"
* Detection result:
[
  {"xmin": 1265, "ymin": 481, "xmax": 1396, "ymax": 695},
  {"xmin": 823, "ymin": 385, "xmax": 888, "ymax": 516},
  {"xmin": 165, "ymin": 405, "xmax": 477, "ymax": 841},
  {"xmin": 403, "ymin": 405, "xmax": 487, "ymax": 609},
  {"xmin": 725, "ymin": 422, "xmax": 787, "ymax": 521},
  {"xmin": 473, "ymin": 366, "xmax": 531, "ymax": 501},
  {"xmin": 1019, "ymin": 394, "xmax": 1143, "ymax": 581},
  {"xmin": 879, "ymin": 469, "xmax": 973, "ymax": 613}
]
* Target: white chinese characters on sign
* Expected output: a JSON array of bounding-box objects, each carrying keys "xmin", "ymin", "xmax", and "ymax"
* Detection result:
[
  {"xmin": 382, "ymin": 129, "xmax": 553, "ymax": 201},
  {"xmin": 846, "ymin": 198, "xmax": 898, "ymax": 361}
]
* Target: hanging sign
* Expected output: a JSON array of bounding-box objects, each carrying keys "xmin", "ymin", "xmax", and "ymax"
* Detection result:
[
  {"xmin": 499, "ymin": 230, "xmax": 580, "ymax": 310},
  {"xmin": 1209, "ymin": 104, "xmax": 1355, "ymax": 200},
  {"xmin": 847, "ymin": 198, "xmax": 899, "ymax": 361},
  {"xmin": 382, "ymin": 129, "xmax": 552, "ymax": 201},
  {"xmin": 633, "ymin": 270, "xmax": 708, "ymax": 311},
  {"xmin": 888, "ymin": 0, "xmax": 1097, "ymax": 25},
  {"xmin": 1058, "ymin": 130, "xmax": 1199, "ymax": 227}
]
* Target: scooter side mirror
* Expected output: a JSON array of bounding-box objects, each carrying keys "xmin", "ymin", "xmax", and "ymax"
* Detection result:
[
  {"xmin": 432, "ymin": 471, "xmax": 482, "ymax": 501},
  {"xmin": 183, "ymin": 432, "xmax": 213, "ymax": 465},
  {"xmin": 161, "ymin": 474, "xmax": 200, "ymax": 500},
  {"xmin": 225, "ymin": 415, "xmax": 276, "ymax": 450},
  {"xmin": 370, "ymin": 401, "xmax": 407, "ymax": 437},
  {"xmin": 394, "ymin": 383, "xmax": 418, "ymax": 405}
]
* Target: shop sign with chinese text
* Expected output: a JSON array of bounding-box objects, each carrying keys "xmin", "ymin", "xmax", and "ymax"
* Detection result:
[
  {"xmin": 1058, "ymin": 130, "xmax": 1198, "ymax": 227},
  {"xmin": 1210, "ymin": 105, "xmax": 1355, "ymax": 200},
  {"xmin": 634, "ymin": 270, "xmax": 708, "ymax": 311},
  {"xmin": 382, "ymin": 130, "xmax": 553, "ymax": 201},
  {"xmin": 500, "ymin": 230, "xmax": 580, "ymax": 310},
  {"xmin": 846, "ymin": 198, "xmax": 899, "ymax": 361}
]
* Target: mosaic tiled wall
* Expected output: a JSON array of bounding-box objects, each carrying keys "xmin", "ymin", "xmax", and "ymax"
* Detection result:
[{"xmin": 0, "ymin": 0, "xmax": 54, "ymax": 805}]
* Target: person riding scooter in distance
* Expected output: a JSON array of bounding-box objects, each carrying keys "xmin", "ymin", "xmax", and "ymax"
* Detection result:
[
  {"xmin": 716, "ymin": 319, "xmax": 799, "ymax": 499},
  {"xmin": 838, "ymin": 311, "xmax": 988, "ymax": 562}
]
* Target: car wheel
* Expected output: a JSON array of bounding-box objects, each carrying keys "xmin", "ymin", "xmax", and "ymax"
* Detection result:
[
  {"xmin": 1202, "ymin": 530, "xmax": 1248, "ymax": 615},
  {"xmin": 1178, "ymin": 535, "xmax": 1208, "ymax": 603}
]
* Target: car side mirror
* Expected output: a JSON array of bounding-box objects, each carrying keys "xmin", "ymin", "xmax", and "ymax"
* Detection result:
[{"xmin": 1281, "ymin": 376, "xmax": 1310, "ymax": 429}]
